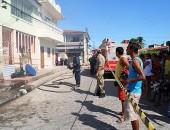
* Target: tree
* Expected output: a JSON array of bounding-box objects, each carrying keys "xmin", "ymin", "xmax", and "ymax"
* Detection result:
[
  {"xmin": 129, "ymin": 38, "xmax": 138, "ymax": 43},
  {"xmin": 129, "ymin": 36, "xmax": 145, "ymax": 48}
]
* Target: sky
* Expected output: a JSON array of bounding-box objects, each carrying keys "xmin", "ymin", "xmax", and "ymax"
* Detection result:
[{"xmin": 56, "ymin": 0, "xmax": 170, "ymax": 49}]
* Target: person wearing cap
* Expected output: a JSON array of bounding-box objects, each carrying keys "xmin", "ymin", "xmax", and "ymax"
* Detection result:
[
  {"xmin": 95, "ymin": 48, "xmax": 106, "ymax": 98},
  {"xmin": 114, "ymin": 47, "xmax": 129, "ymax": 123}
]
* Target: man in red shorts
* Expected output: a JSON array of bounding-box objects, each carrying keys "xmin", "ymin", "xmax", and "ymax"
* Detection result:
[{"xmin": 114, "ymin": 47, "xmax": 129, "ymax": 123}]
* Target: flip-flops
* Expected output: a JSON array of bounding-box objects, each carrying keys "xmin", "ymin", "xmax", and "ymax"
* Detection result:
[{"xmin": 116, "ymin": 117, "xmax": 125, "ymax": 123}]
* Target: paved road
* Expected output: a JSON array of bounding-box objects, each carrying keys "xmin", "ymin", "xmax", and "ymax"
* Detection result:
[{"xmin": 0, "ymin": 68, "xmax": 169, "ymax": 130}]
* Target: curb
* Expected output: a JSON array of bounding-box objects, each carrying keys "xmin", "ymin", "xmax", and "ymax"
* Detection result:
[
  {"xmin": 31, "ymin": 66, "xmax": 67, "ymax": 81},
  {"xmin": 0, "ymin": 81, "xmax": 26, "ymax": 93},
  {"xmin": 0, "ymin": 67, "xmax": 69, "ymax": 106},
  {"xmin": 24, "ymin": 69, "xmax": 70, "ymax": 90}
]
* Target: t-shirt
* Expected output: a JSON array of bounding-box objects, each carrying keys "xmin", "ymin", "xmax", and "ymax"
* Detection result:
[
  {"xmin": 165, "ymin": 60, "xmax": 170, "ymax": 74},
  {"xmin": 151, "ymin": 60, "xmax": 161, "ymax": 81},
  {"xmin": 115, "ymin": 56, "xmax": 126, "ymax": 81},
  {"xmin": 144, "ymin": 59, "xmax": 152, "ymax": 76}
]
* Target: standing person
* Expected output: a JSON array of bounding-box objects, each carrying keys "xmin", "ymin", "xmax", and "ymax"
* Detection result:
[
  {"xmin": 95, "ymin": 49, "xmax": 106, "ymax": 98},
  {"xmin": 164, "ymin": 52, "xmax": 170, "ymax": 82},
  {"xmin": 55, "ymin": 57, "xmax": 58, "ymax": 66},
  {"xmin": 124, "ymin": 42, "xmax": 146, "ymax": 130},
  {"xmin": 114, "ymin": 47, "xmax": 130, "ymax": 123},
  {"xmin": 89, "ymin": 55, "xmax": 96, "ymax": 75},
  {"xmin": 160, "ymin": 54, "xmax": 166, "ymax": 81},
  {"xmin": 73, "ymin": 55, "xmax": 81, "ymax": 87},
  {"xmin": 143, "ymin": 54, "xmax": 152, "ymax": 98},
  {"xmin": 151, "ymin": 54, "xmax": 161, "ymax": 82},
  {"xmin": 139, "ymin": 53, "xmax": 145, "ymax": 64},
  {"xmin": 58, "ymin": 56, "xmax": 61, "ymax": 65}
]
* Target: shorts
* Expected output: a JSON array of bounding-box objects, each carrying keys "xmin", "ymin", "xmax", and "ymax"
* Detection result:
[
  {"xmin": 146, "ymin": 76, "xmax": 151, "ymax": 80},
  {"xmin": 118, "ymin": 86, "xmax": 126, "ymax": 101},
  {"xmin": 124, "ymin": 92, "xmax": 141, "ymax": 121}
]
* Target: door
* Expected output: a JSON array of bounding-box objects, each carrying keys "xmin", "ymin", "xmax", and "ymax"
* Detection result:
[{"xmin": 40, "ymin": 46, "xmax": 44, "ymax": 69}]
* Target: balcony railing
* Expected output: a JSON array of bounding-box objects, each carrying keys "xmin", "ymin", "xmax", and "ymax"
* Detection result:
[
  {"xmin": 42, "ymin": 19, "xmax": 63, "ymax": 34},
  {"xmin": 38, "ymin": 19, "xmax": 63, "ymax": 42},
  {"xmin": 38, "ymin": 0, "xmax": 61, "ymax": 13}
]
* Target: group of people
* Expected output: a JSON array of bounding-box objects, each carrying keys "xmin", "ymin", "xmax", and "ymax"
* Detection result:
[
  {"xmin": 89, "ymin": 49, "xmax": 106, "ymax": 98},
  {"xmin": 89, "ymin": 42, "xmax": 145, "ymax": 130},
  {"xmin": 69, "ymin": 42, "xmax": 170, "ymax": 130},
  {"xmin": 94, "ymin": 42, "xmax": 170, "ymax": 130},
  {"xmin": 113, "ymin": 42, "xmax": 145, "ymax": 130},
  {"xmin": 139, "ymin": 51, "xmax": 170, "ymax": 106},
  {"xmin": 56, "ymin": 57, "xmax": 69, "ymax": 66}
]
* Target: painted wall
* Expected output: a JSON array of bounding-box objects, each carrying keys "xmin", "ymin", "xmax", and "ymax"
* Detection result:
[
  {"xmin": 0, "ymin": 0, "xmax": 64, "ymax": 71},
  {"xmin": 39, "ymin": 38, "xmax": 57, "ymax": 68}
]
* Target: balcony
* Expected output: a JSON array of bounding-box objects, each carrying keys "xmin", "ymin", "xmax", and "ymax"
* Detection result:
[
  {"xmin": 38, "ymin": 21, "xmax": 64, "ymax": 42},
  {"xmin": 38, "ymin": 0, "xmax": 64, "ymax": 19},
  {"xmin": 56, "ymin": 42, "xmax": 84, "ymax": 50}
]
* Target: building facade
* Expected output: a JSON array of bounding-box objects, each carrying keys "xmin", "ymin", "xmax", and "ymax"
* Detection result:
[
  {"xmin": 56, "ymin": 30, "xmax": 90, "ymax": 64},
  {"xmin": 0, "ymin": 0, "xmax": 64, "ymax": 77}
]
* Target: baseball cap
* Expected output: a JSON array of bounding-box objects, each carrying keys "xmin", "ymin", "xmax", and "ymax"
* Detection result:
[{"xmin": 97, "ymin": 48, "xmax": 101, "ymax": 53}]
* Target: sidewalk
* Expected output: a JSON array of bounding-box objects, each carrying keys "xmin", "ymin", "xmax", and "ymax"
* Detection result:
[{"xmin": 0, "ymin": 65, "xmax": 68, "ymax": 106}]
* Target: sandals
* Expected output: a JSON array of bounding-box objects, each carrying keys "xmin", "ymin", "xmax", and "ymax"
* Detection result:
[{"xmin": 116, "ymin": 117, "xmax": 125, "ymax": 123}]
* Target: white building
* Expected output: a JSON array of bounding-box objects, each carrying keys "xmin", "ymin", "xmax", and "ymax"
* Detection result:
[
  {"xmin": 56, "ymin": 30, "xmax": 90, "ymax": 64},
  {"xmin": 0, "ymin": 0, "xmax": 64, "ymax": 77}
]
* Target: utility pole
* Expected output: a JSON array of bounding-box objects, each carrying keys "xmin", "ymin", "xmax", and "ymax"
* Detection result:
[{"xmin": 93, "ymin": 41, "xmax": 95, "ymax": 50}]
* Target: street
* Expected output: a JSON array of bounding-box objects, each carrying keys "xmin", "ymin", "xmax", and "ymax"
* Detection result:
[{"xmin": 0, "ymin": 67, "xmax": 169, "ymax": 130}]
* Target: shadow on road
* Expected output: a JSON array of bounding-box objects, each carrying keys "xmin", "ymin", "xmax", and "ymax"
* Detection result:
[
  {"xmin": 72, "ymin": 113, "xmax": 118, "ymax": 130},
  {"xmin": 72, "ymin": 100, "xmax": 119, "ymax": 130},
  {"xmin": 81, "ymin": 68, "xmax": 93, "ymax": 77},
  {"xmin": 104, "ymin": 80, "xmax": 118, "ymax": 98},
  {"xmin": 75, "ymin": 89, "xmax": 94, "ymax": 96},
  {"xmin": 75, "ymin": 100, "xmax": 119, "ymax": 118},
  {"xmin": 139, "ymin": 99, "xmax": 170, "ymax": 126},
  {"xmin": 76, "ymin": 68, "xmax": 170, "ymax": 127}
]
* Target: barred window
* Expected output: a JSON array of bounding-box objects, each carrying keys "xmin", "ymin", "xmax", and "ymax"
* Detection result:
[{"xmin": 16, "ymin": 31, "xmax": 36, "ymax": 54}]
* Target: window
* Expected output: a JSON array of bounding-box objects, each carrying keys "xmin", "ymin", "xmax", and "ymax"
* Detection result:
[
  {"xmin": 33, "ymin": 36, "xmax": 35, "ymax": 53},
  {"xmin": 72, "ymin": 36, "xmax": 80, "ymax": 42},
  {"xmin": 52, "ymin": 49, "xmax": 54, "ymax": 55},
  {"xmin": 16, "ymin": 31, "xmax": 35, "ymax": 54},
  {"xmin": 11, "ymin": 0, "xmax": 39, "ymax": 23},
  {"xmin": 47, "ymin": 48, "xmax": 51, "ymax": 57},
  {"xmin": 16, "ymin": 31, "xmax": 18, "ymax": 53}
]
